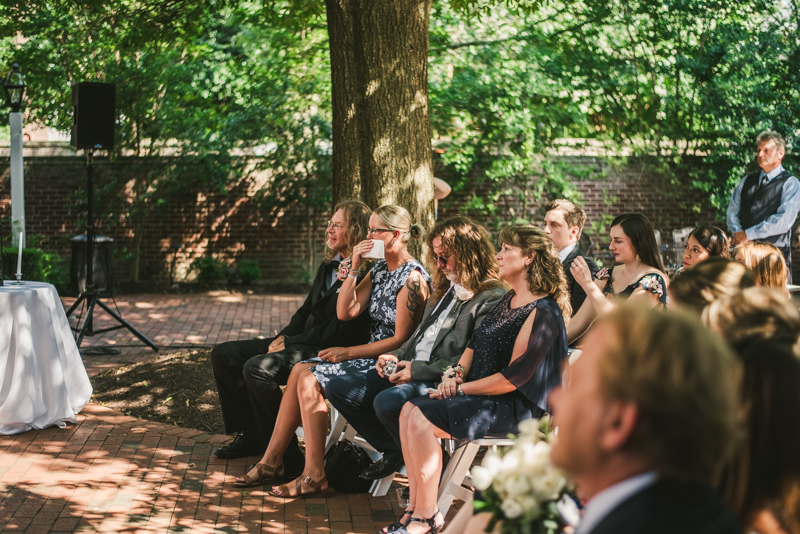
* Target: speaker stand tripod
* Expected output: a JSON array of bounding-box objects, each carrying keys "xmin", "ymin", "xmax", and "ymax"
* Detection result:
[{"xmin": 66, "ymin": 150, "xmax": 159, "ymax": 352}]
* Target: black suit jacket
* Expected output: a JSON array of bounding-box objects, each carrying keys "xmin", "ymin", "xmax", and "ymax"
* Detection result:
[
  {"xmin": 562, "ymin": 246, "xmax": 599, "ymax": 316},
  {"xmin": 589, "ymin": 478, "xmax": 742, "ymax": 534},
  {"xmin": 279, "ymin": 261, "xmax": 374, "ymax": 349}
]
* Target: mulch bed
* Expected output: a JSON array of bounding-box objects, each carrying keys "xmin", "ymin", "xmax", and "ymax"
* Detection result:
[{"xmin": 90, "ymin": 349, "xmax": 227, "ymax": 434}]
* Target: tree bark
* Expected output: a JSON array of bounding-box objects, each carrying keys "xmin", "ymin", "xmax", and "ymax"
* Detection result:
[{"xmin": 326, "ymin": 0, "xmax": 435, "ymax": 248}]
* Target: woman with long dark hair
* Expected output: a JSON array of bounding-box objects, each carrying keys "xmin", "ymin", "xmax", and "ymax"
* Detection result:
[
  {"xmin": 567, "ymin": 213, "xmax": 668, "ymax": 343},
  {"xmin": 683, "ymin": 225, "xmax": 731, "ymax": 269}
]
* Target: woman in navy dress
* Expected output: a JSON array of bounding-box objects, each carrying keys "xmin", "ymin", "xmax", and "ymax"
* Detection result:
[
  {"xmin": 233, "ymin": 205, "xmax": 431, "ymax": 496},
  {"xmin": 392, "ymin": 225, "xmax": 571, "ymax": 534},
  {"xmin": 567, "ymin": 213, "xmax": 669, "ymax": 344}
]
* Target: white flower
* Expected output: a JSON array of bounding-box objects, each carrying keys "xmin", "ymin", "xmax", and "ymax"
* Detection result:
[
  {"xmin": 517, "ymin": 418, "xmax": 541, "ymax": 438},
  {"xmin": 503, "ymin": 475, "xmax": 531, "ymax": 498},
  {"xmin": 556, "ymin": 495, "xmax": 581, "ymax": 526},
  {"xmin": 470, "ymin": 465, "xmax": 494, "ymax": 491},
  {"xmin": 519, "ymin": 495, "xmax": 541, "ymax": 516},
  {"xmin": 501, "ymin": 498, "xmax": 525, "ymax": 520},
  {"xmin": 453, "ymin": 283, "xmax": 474, "ymax": 301},
  {"xmin": 530, "ymin": 464, "xmax": 567, "ymax": 501}
]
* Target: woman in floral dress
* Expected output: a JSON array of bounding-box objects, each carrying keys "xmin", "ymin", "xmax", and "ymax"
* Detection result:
[
  {"xmin": 233, "ymin": 205, "xmax": 431, "ymax": 497},
  {"xmin": 567, "ymin": 213, "xmax": 669, "ymax": 344}
]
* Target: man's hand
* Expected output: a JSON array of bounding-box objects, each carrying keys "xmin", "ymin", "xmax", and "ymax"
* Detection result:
[
  {"xmin": 376, "ymin": 354, "xmax": 399, "ymax": 378},
  {"xmin": 388, "ymin": 361, "xmax": 412, "ymax": 384},
  {"xmin": 733, "ymin": 230, "xmax": 749, "ymax": 245},
  {"xmin": 318, "ymin": 347, "xmax": 351, "ymax": 364},
  {"xmin": 268, "ymin": 335, "xmax": 286, "ymax": 353}
]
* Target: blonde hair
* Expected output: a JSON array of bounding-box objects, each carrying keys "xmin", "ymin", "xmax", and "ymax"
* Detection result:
[
  {"xmin": 426, "ymin": 216, "xmax": 505, "ymax": 300},
  {"xmin": 703, "ymin": 287, "xmax": 800, "ymax": 346},
  {"xmin": 326, "ymin": 200, "xmax": 372, "ymax": 262},
  {"xmin": 373, "ymin": 205, "xmax": 424, "ymax": 244},
  {"xmin": 670, "ymin": 258, "xmax": 756, "ymax": 315},
  {"xmin": 499, "ymin": 225, "xmax": 571, "ymax": 323},
  {"xmin": 596, "ymin": 305, "xmax": 740, "ymax": 484},
  {"xmin": 734, "ymin": 241, "xmax": 788, "ymax": 295}
]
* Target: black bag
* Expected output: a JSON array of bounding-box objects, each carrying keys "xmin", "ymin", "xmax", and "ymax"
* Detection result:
[{"xmin": 324, "ymin": 439, "xmax": 374, "ymax": 493}]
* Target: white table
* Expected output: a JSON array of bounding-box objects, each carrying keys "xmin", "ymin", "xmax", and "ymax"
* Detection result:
[{"xmin": 0, "ymin": 281, "xmax": 93, "ymax": 435}]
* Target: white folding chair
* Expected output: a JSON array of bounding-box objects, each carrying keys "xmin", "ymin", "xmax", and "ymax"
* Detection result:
[{"xmin": 437, "ymin": 436, "xmax": 515, "ymax": 512}]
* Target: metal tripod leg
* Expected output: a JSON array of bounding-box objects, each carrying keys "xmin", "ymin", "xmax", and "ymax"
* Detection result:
[{"xmin": 94, "ymin": 298, "xmax": 159, "ymax": 351}]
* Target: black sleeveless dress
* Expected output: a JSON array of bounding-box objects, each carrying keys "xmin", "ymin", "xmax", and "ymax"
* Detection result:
[{"xmin": 409, "ymin": 291, "xmax": 568, "ymax": 440}]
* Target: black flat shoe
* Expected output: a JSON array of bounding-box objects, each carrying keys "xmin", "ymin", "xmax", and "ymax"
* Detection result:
[
  {"xmin": 361, "ymin": 456, "xmax": 405, "ymax": 480},
  {"xmin": 213, "ymin": 432, "xmax": 265, "ymax": 459}
]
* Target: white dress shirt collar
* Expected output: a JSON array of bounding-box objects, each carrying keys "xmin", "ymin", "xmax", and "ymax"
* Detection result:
[
  {"xmin": 559, "ymin": 242, "xmax": 578, "ymax": 263},
  {"xmin": 574, "ymin": 471, "xmax": 657, "ymax": 534},
  {"xmin": 760, "ymin": 164, "xmax": 786, "ymax": 182}
]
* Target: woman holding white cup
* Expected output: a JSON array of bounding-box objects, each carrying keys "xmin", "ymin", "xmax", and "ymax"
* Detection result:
[{"xmin": 237, "ymin": 205, "xmax": 431, "ymax": 497}]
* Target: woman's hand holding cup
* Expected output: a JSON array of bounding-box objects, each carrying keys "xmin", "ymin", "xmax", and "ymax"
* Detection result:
[{"xmin": 351, "ymin": 239, "xmax": 374, "ymax": 271}]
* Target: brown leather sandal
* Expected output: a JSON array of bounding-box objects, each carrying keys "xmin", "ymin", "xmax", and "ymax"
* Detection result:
[
  {"xmin": 233, "ymin": 461, "xmax": 284, "ymax": 487},
  {"xmin": 269, "ymin": 474, "xmax": 335, "ymax": 498}
]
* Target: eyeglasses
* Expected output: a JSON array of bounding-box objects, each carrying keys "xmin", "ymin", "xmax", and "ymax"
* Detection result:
[
  {"xmin": 327, "ymin": 221, "xmax": 345, "ymax": 230},
  {"xmin": 431, "ymin": 252, "xmax": 451, "ymax": 264},
  {"xmin": 367, "ymin": 228, "xmax": 393, "ymax": 235}
]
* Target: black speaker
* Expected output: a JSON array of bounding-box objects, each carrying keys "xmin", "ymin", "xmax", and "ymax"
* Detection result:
[{"xmin": 70, "ymin": 82, "xmax": 115, "ymax": 150}]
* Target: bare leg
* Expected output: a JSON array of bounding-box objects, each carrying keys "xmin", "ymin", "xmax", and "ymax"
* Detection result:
[
  {"xmin": 271, "ymin": 368, "xmax": 330, "ymax": 496},
  {"xmin": 404, "ymin": 406, "xmax": 448, "ymax": 534},
  {"xmin": 236, "ymin": 362, "xmax": 314, "ymax": 483},
  {"xmin": 400, "ymin": 403, "xmax": 418, "ymax": 511}
]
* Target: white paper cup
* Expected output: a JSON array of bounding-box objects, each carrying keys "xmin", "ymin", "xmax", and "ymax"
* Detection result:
[{"xmin": 363, "ymin": 239, "xmax": 385, "ymax": 259}]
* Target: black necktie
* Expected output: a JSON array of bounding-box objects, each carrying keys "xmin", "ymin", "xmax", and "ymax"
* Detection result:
[
  {"xmin": 432, "ymin": 287, "xmax": 456, "ymax": 320},
  {"xmin": 760, "ymin": 174, "xmax": 769, "ymax": 188}
]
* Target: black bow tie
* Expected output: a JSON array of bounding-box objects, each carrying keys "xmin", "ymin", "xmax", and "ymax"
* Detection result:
[{"xmin": 329, "ymin": 260, "xmax": 340, "ymax": 270}]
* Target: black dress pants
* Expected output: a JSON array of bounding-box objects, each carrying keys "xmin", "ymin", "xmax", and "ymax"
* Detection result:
[{"xmin": 210, "ymin": 337, "xmax": 320, "ymax": 474}]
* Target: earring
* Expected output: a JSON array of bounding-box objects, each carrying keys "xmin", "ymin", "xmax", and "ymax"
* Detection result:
[{"xmin": 636, "ymin": 254, "xmax": 641, "ymax": 261}]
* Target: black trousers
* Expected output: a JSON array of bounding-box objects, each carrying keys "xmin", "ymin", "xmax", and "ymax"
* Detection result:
[
  {"xmin": 779, "ymin": 245, "xmax": 793, "ymax": 284},
  {"xmin": 210, "ymin": 337, "xmax": 320, "ymax": 474}
]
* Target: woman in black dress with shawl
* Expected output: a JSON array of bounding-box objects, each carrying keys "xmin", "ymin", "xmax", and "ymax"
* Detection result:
[{"xmin": 391, "ymin": 225, "xmax": 571, "ymax": 534}]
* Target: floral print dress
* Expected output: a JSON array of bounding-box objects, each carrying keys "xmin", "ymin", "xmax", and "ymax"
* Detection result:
[
  {"xmin": 308, "ymin": 258, "xmax": 431, "ymax": 388},
  {"xmin": 596, "ymin": 266, "xmax": 669, "ymax": 308}
]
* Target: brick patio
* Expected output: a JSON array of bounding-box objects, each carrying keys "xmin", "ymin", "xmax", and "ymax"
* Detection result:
[{"xmin": 0, "ymin": 292, "xmax": 462, "ymax": 533}]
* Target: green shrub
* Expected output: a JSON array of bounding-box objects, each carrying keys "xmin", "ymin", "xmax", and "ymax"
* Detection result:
[
  {"xmin": 238, "ymin": 259, "xmax": 262, "ymax": 285},
  {"xmin": 191, "ymin": 256, "xmax": 224, "ymax": 284},
  {"xmin": 2, "ymin": 247, "xmax": 69, "ymax": 291}
]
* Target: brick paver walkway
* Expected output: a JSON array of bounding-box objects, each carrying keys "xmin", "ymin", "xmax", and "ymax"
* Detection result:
[{"xmin": 1, "ymin": 293, "xmax": 463, "ymax": 533}]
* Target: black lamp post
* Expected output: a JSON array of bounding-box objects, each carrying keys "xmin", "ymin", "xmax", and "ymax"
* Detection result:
[{"xmin": 3, "ymin": 63, "xmax": 26, "ymax": 113}]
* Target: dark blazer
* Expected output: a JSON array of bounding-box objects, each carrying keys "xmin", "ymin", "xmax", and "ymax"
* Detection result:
[
  {"xmin": 590, "ymin": 478, "xmax": 742, "ymax": 534},
  {"xmin": 279, "ymin": 260, "xmax": 374, "ymax": 349},
  {"xmin": 389, "ymin": 286, "xmax": 507, "ymax": 382},
  {"xmin": 563, "ymin": 245, "xmax": 599, "ymax": 316}
]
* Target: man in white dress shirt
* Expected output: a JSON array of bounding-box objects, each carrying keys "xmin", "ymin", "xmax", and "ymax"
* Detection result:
[{"xmin": 548, "ymin": 305, "xmax": 741, "ymax": 534}]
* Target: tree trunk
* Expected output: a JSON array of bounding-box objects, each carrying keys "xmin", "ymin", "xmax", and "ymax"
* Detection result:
[{"xmin": 326, "ymin": 0, "xmax": 435, "ymax": 252}]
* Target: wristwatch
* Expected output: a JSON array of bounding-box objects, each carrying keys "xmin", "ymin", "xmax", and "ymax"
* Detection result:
[{"xmin": 456, "ymin": 385, "xmax": 465, "ymax": 396}]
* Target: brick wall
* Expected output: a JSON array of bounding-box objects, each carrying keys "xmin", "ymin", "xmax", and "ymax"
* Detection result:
[{"xmin": 2, "ymin": 154, "xmax": 797, "ymax": 284}]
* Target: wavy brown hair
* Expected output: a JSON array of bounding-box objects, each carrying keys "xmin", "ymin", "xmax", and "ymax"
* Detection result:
[
  {"xmin": 426, "ymin": 216, "xmax": 505, "ymax": 300},
  {"xmin": 499, "ymin": 225, "xmax": 571, "ymax": 323},
  {"xmin": 688, "ymin": 225, "xmax": 731, "ymax": 260},
  {"xmin": 325, "ymin": 200, "xmax": 372, "ymax": 263}
]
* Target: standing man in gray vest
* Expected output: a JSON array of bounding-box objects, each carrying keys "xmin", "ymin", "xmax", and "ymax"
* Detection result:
[{"xmin": 727, "ymin": 130, "xmax": 800, "ymax": 282}]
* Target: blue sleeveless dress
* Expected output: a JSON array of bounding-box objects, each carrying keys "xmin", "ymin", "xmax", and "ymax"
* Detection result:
[{"xmin": 309, "ymin": 258, "xmax": 431, "ymax": 388}]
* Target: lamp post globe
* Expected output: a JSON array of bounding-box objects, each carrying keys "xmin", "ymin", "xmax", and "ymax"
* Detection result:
[{"xmin": 3, "ymin": 63, "xmax": 26, "ymax": 113}]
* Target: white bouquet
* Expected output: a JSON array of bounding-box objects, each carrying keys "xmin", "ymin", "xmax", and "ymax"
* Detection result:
[{"xmin": 470, "ymin": 418, "xmax": 578, "ymax": 534}]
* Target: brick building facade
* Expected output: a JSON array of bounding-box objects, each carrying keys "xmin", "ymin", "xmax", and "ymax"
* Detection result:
[{"xmin": 1, "ymin": 151, "xmax": 797, "ymax": 285}]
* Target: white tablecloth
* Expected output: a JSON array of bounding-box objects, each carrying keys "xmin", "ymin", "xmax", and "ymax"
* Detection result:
[{"xmin": 0, "ymin": 281, "xmax": 93, "ymax": 435}]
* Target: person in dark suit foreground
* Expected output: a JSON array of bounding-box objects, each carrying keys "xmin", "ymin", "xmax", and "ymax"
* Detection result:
[
  {"xmin": 210, "ymin": 200, "xmax": 373, "ymax": 474},
  {"xmin": 325, "ymin": 216, "xmax": 506, "ymax": 482},
  {"xmin": 543, "ymin": 199, "xmax": 599, "ymax": 315},
  {"xmin": 549, "ymin": 305, "xmax": 742, "ymax": 534}
]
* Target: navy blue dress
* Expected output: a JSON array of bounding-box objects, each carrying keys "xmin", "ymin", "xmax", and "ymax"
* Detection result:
[{"xmin": 409, "ymin": 292, "xmax": 568, "ymax": 440}]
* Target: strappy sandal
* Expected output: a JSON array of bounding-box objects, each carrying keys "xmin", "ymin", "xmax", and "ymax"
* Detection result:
[
  {"xmin": 394, "ymin": 510, "xmax": 444, "ymax": 534},
  {"xmin": 233, "ymin": 461, "xmax": 284, "ymax": 487},
  {"xmin": 379, "ymin": 509, "xmax": 414, "ymax": 534},
  {"xmin": 269, "ymin": 474, "xmax": 335, "ymax": 498}
]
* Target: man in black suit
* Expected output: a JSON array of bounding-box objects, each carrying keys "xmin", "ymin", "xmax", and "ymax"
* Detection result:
[
  {"xmin": 210, "ymin": 200, "xmax": 373, "ymax": 476},
  {"xmin": 549, "ymin": 306, "xmax": 741, "ymax": 534},
  {"xmin": 544, "ymin": 199, "xmax": 599, "ymax": 315}
]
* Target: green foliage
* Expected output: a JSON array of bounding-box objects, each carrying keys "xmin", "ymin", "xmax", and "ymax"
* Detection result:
[
  {"xmin": 2, "ymin": 248, "xmax": 69, "ymax": 291},
  {"xmin": 237, "ymin": 259, "xmax": 262, "ymax": 284},
  {"xmin": 191, "ymin": 255, "xmax": 224, "ymax": 284}
]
